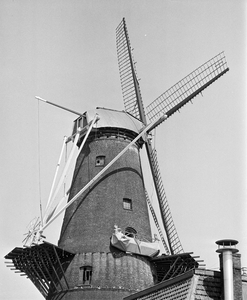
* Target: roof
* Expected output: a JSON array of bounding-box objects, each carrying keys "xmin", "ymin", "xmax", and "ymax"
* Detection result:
[
  {"xmin": 85, "ymin": 107, "xmax": 144, "ymax": 134},
  {"xmin": 123, "ymin": 269, "xmax": 222, "ymax": 300},
  {"xmin": 193, "ymin": 269, "xmax": 221, "ymax": 300},
  {"xmin": 69, "ymin": 107, "xmax": 146, "ymax": 145}
]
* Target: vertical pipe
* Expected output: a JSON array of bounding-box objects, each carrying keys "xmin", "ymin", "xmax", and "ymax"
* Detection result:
[
  {"xmin": 222, "ymin": 250, "xmax": 234, "ymax": 300},
  {"xmin": 216, "ymin": 239, "xmax": 239, "ymax": 300}
]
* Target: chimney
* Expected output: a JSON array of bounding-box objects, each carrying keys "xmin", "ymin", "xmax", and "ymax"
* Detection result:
[{"xmin": 216, "ymin": 239, "xmax": 242, "ymax": 300}]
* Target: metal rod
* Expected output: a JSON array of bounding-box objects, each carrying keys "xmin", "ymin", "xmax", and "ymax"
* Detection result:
[{"xmin": 35, "ymin": 96, "xmax": 83, "ymax": 116}]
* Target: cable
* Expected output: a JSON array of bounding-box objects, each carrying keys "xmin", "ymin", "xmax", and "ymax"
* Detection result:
[{"xmin": 37, "ymin": 100, "xmax": 43, "ymax": 226}]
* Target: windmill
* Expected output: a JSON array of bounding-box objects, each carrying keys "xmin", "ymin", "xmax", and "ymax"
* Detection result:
[{"xmin": 5, "ymin": 18, "xmax": 229, "ymax": 300}]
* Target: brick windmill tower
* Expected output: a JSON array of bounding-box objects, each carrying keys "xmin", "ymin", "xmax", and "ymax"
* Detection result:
[{"xmin": 5, "ymin": 18, "xmax": 229, "ymax": 300}]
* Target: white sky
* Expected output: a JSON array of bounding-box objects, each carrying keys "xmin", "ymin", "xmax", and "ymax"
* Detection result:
[{"xmin": 0, "ymin": 1, "xmax": 246, "ymax": 299}]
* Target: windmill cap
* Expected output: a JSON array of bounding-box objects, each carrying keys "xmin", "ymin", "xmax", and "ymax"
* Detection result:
[{"xmin": 86, "ymin": 107, "xmax": 144, "ymax": 134}]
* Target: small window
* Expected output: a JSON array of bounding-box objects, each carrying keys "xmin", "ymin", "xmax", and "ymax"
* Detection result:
[
  {"xmin": 123, "ymin": 198, "xmax": 132, "ymax": 210},
  {"xmin": 79, "ymin": 266, "xmax": 92, "ymax": 286},
  {"xmin": 95, "ymin": 156, "xmax": 105, "ymax": 166},
  {"xmin": 125, "ymin": 227, "xmax": 137, "ymax": 238},
  {"xmin": 72, "ymin": 115, "xmax": 85, "ymax": 136}
]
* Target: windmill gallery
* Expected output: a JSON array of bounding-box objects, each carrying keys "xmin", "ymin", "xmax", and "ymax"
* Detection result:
[{"xmin": 5, "ymin": 18, "xmax": 245, "ymax": 300}]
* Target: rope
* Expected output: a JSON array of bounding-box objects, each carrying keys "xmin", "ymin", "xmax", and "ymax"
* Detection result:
[{"xmin": 37, "ymin": 100, "xmax": 43, "ymax": 226}]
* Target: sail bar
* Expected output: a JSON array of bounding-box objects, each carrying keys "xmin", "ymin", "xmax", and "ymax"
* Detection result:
[
  {"xmin": 146, "ymin": 52, "xmax": 229, "ymax": 128},
  {"xmin": 43, "ymin": 114, "xmax": 99, "ymax": 226},
  {"xmin": 45, "ymin": 136, "xmax": 67, "ymax": 212},
  {"xmin": 35, "ymin": 96, "xmax": 83, "ymax": 116},
  {"xmin": 146, "ymin": 141, "xmax": 183, "ymax": 255},
  {"xmin": 145, "ymin": 190, "xmax": 170, "ymax": 255},
  {"xmin": 116, "ymin": 18, "xmax": 146, "ymax": 122},
  {"xmin": 40, "ymin": 114, "xmax": 167, "ymax": 233},
  {"xmin": 42, "ymin": 131, "xmax": 81, "ymax": 224}
]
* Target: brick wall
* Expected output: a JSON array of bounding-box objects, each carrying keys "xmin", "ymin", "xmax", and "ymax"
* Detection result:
[
  {"xmin": 53, "ymin": 132, "xmax": 155, "ymax": 299},
  {"xmin": 48, "ymin": 252, "xmax": 155, "ymax": 300},
  {"xmin": 233, "ymin": 254, "xmax": 243, "ymax": 300},
  {"xmin": 59, "ymin": 135, "xmax": 152, "ymax": 253}
]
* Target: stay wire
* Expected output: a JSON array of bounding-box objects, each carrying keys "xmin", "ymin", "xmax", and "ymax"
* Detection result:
[{"xmin": 37, "ymin": 101, "xmax": 43, "ymax": 226}]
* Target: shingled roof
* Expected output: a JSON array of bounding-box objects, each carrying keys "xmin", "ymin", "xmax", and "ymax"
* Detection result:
[{"xmin": 124, "ymin": 269, "xmax": 222, "ymax": 300}]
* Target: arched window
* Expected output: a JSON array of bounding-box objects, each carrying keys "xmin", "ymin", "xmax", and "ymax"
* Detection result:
[{"xmin": 125, "ymin": 227, "xmax": 137, "ymax": 238}]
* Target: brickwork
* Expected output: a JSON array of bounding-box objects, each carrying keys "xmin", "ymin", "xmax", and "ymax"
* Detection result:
[
  {"xmin": 123, "ymin": 269, "xmax": 222, "ymax": 300},
  {"xmin": 53, "ymin": 132, "xmax": 154, "ymax": 299},
  {"xmin": 48, "ymin": 252, "xmax": 155, "ymax": 300},
  {"xmin": 123, "ymin": 271, "xmax": 194, "ymax": 300},
  {"xmin": 49, "ymin": 288, "xmax": 131, "ymax": 300},
  {"xmin": 233, "ymin": 254, "xmax": 243, "ymax": 300},
  {"xmin": 193, "ymin": 269, "xmax": 221, "ymax": 299},
  {"xmin": 59, "ymin": 135, "xmax": 152, "ymax": 253}
]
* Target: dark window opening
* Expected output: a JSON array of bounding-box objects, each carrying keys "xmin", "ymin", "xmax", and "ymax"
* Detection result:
[
  {"xmin": 72, "ymin": 114, "xmax": 87, "ymax": 136},
  {"xmin": 79, "ymin": 266, "xmax": 92, "ymax": 286},
  {"xmin": 125, "ymin": 227, "xmax": 137, "ymax": 238},
  {"xmin": 123, "ymin": 198, "xmax": 132, "ymax": 210},
  {"xmin": 95, "ymin": 155, "xmax": 105, "ymax": 166}
]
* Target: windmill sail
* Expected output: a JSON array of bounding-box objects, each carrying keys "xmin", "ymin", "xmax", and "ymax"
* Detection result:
[
  {"xmin": 117, "ymin": 18, "xmax": 184, "ymax": 256},
  {"xmin": 146, "ymin": 141, "xmax": 183, "ymax": 255},
  {"xmin": 116, "ymin": 18, "xmax": 146, "ymax": 121},
  {"xmin": 145, "ymin": 190, "xmax": 170, "ymax": 255},
  {"xmin": 146, "ymin": 52, "xmax": 229, "ymax": 129}
]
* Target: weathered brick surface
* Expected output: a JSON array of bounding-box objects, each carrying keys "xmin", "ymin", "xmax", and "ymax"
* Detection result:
[
  {"xmin": 49, "ymin": 288, "xmax": 131, "ymax": 300},
  {"xmin": 59, "ymin": 135, "xmax": 152, "ymax": 253},
  {"xmin": 49, "ymin": 252, "xmax": 155, "ymax": 300},
  {"xmin": 53, "ymin": 133, "xmax": 155, "ymax": 299},
  {"xmin": 233, "ymin": 254, "xmax": 243, "ymax": 300}
]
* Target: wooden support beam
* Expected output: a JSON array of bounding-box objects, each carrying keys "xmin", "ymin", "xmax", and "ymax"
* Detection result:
[{"xmin": 52, "ymin": 245, "xmax": 70, "ymax": 289}]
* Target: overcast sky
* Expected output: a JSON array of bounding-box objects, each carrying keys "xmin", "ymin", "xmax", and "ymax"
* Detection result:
[{"xmin": 1, "ymin": 1, "xmax": 246, "ymax": 299}]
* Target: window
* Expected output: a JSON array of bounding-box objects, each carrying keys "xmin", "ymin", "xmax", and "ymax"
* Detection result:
[
  {"xmin": 72, "ymin": 115, "xmax": 87, "ymax": 136},
  {"xmin": 79, "ymin": 266, "xmax": 92, "ymax": 286},
  {"xmin": 125, "ymin": 227, "xmax": 137, "ymax": 238},
  {"xmin": 95, "ymin": 156, "xmax": 105, "ymax": 166},
  {"xmin": 123, "ymin": 198, "xmax": 132, "ymax": 210}
]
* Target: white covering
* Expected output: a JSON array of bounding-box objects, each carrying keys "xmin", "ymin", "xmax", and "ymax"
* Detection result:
[
  {"xmin": 86, "ymin": 108, "xmax": 144, "ymax": 134},
  {"xmin": 111, "ymin": 226, "xmax": 160, "ymax": 258}
]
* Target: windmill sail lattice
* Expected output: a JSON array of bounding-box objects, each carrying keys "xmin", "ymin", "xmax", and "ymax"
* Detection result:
[
  {"xmin": 116, "ymin": 18, "xmax": 184, "ymax": 256},
  {"xmin": 147, "ymin": 52, "xmax": 229, "ymax": 128},
  {"xmin": 147, "ymin": 145, "xmax": 183, "ymax": 255},
  {"xmin": 145, "ymin": 190, "xmax": 170, "ymax": 255},
  {"xmin": 116, "ymin": 18, "xmax": 145, "ymax": 121}
]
